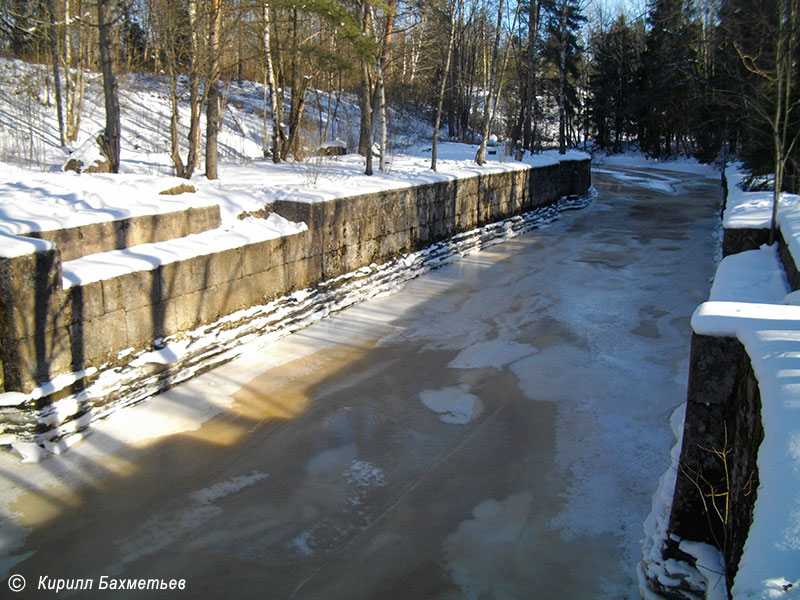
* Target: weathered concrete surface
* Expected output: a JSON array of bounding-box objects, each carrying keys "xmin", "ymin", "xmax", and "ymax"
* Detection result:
[
  {"xmin": 0, "ymin": 165, "xmax": 721, "ymax": 599},
  {"xmin": 20, "ymin": 205, "xmax": 222, "ymax": 262},
  {"xmin": 0, "ymin": 161, "xmax": 588, "ymax": 404},
  {"xmin": 669, "ymin": 334, "xmax": 763, "ymax": 587}
]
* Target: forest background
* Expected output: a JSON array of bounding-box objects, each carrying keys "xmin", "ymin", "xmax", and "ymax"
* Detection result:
[{"xmin": 0, "ymin": 0, "xmax": 797, "ymax": 195}]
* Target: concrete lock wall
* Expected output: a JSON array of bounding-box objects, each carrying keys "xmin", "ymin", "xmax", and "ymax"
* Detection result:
[
  {"xmin": 669, "ymin": 334, "xmax": 763, "ymax": 587},
  {"xmin": 0, "ymin": 158, "xmax": 590, "ymax": 437},
  {"xmin": 666, "ymin": 226, "xmax": 800, "ymax": 590}
]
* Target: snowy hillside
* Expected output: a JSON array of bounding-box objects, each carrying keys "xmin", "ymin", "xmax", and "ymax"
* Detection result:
[
  {"xmin": 0, "ymin": 56, "xmax": 584, "ymax": 255},
  {"xmin": 0, "ymin": 57, "xmax": 428, "ymax": 173}
]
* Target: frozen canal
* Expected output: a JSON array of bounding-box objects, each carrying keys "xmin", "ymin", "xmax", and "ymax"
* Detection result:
[{"xmin": 1, "ymin": 164, "xmax": 721, "ymax": 599}]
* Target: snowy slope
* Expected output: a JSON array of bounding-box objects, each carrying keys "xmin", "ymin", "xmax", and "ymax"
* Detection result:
[{"xmin": 0, "ymin": 57, "xmax": 580, "ymax": 255}]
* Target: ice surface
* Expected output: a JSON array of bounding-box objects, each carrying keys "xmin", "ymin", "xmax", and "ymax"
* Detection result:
[
  {"xmin": 0, "ymin": 161, "xmax": 725, "ymax": 599},
  {"xmin": 419, "ymin": 385, "xmax": 484, "ymax": 424},
  {"xmin": 444, "ymin": 492, "xmax": 533, "ymax": 600},
  {"xmin": 447, "ymin": 339, "xmax": 539, "ymax": 369}
]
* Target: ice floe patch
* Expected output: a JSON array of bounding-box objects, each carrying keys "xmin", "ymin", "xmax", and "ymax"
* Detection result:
[
  {"xmin": 448, "ymin": 339, "xmax": 538, "ymax": 370},
  {"xmin": 444, "ymin": 492, "xmax": 533, "ymax": 599},
  {"xmin": 286, "ymin": 531, "xmax": 315, "ymax": 557},
  {"xmin": 190, "ymin": 471, "xmax": 268, "ymax": 504},
  {"xmin": 343, "ymin": 460, "xmax": 386, "ymax": 487},
  {"xmin": 419, "ymin": 385, "xmax": 484, "ymax": 424}
]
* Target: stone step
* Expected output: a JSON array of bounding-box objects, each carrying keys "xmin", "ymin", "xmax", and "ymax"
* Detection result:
[{"xmin": 19, "ymin": 204, "xmax": 221, "ymax": 262}]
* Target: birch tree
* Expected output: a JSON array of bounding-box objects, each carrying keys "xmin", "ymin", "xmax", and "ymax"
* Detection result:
[
  {"xmin": 734, "ymin": 0, "xmax": 800, "ymax": 243},
  {"xmin": 432, "ymin": 0, "xmax": 460, "ymax": 171},
  {"xmin": 475, "ymin": 0, "xmax": 520, "ymax": 165},
  {"xmin": 205, "ymin": 0, "xmax": 222, "ymax": 179}
]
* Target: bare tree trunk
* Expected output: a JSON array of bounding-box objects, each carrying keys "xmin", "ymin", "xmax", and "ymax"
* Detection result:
[
  {"xmin": 361, "ymin": 58, "xmax": 373, "ymax": 175},
  {"xmin": 97, "ymin": 0, "xmax": 120, "ymax": 172},
  {"xmin": 65, "ymin": 0, "xmax": 85, "ymax": 143},
  {"xmin": 47, "ymin": 0, "xmax": 65, "ymax": 147},
  {"xmin": 558, "ymin": 0, "xmax": 567, "ymax": 154},
  {"xmin": 237, "ymin": 16, "xmax": 243, "ymax": 85},
  {"xmin": 375, "ymin": 0, "xmax": 396, "ymax": 172},
  {"xmin": 285, "ymin": 73, "xmax": 310, "ymax": 159},
  {"xmin": 267, "ymin": 7, "xmax": 290, "ymax": 160},
  {"xmin": 329, "ymin": 71, "xmax": 344, "ymax": 141},
  {"xmin": 262, "ymin": 2, "xmax": 282, "ymax": 162},
  {"xmin": 476, "ymin": 0, "xmax": 517, "ymax": 165},
  {"xmin": 767, "ymin": 0, "xmax": 799, "ymax": 244},
  {"xmin": 432, "ymin": 0, "xmax": 459, "ymax": 171},
  {"xmin": 206, "ymin": 0, "xmax": 222, "ymax": 180},
  {"xmin": 185, "ymin": 1, "xmax": 203, "ymax": 172},
  {"xmin": 359, "ymin": 0, "xmax": 374, "ymax": 175},
  {"xmin": 168, "ymin": 66, "xmax": 186, "ymax": 177},
  {"xmin": 525, "ymin": 0, "xmax": 540, "ymax": 150},
  {"xmin": 322, "ymin": 72, "xmax": 334, "ymax": 142},
  {"xmin": 283, "ymin": 6, "xmax": 315, "ymax": 158}
]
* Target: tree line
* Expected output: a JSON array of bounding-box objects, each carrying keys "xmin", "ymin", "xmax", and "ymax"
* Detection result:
[
  {"xmin": 0, "ymin": 0, "xmax": 797, "ymax": 195},
  {"xmin": 590, "ymin": 0, "xmax": 799, "ymax": 198}
]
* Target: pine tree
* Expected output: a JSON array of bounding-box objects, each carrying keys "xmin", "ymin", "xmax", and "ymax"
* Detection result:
[
  {"xmin": 638, "ymin": 0, "xmax": 701, "ymax": 157},
  {"xmin": 542, "ymin": 0, "xmax": 585, "ymax": 153},
  {"xmin": 588, "ymin": 14, "xmax": 644, "ymax": 152}
]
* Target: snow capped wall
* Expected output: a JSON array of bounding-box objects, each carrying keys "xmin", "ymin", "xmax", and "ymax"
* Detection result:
[
  {"xmin": 641, "ymin": 168, "xmax": 800, "ymax": 600},
  {"xmin": 0, "ymin": 158, "xmax": 590, "ymax": 454}
]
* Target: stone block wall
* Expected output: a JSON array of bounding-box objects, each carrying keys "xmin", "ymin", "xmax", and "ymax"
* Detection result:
[
  {"xmin": 271, "ymin": 167, "xmax": 542, "ymax": 282},
  {"xmin": 662, "ymin": 223, "xmax": 798, "ymax": 593},
  {"xmin": 721, "ymin": 228, "xmax": 770, "ymax": 257},
  {"xmin": 0, "ymin": 233, "xmax": 309, "ymax": 395},
  {"xmin": 21, "ymin": 205, "xmax": 221, "ymax": 261},
  {"xmin": 0, "ymin": 158, "xmax": 590, "ymax": 436},
  {"xmin": 669, "ymin": 334, "xmax": 763, "ymax": 586}
]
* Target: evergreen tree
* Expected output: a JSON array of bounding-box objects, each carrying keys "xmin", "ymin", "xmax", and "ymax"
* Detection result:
[
  {"xmin": 718, "ymin": 0, "xmax": 800, "ymax": 194},
  {"xmin": 638, "ymin": 0, "xmax": 701, "ymax": 157},
  {"xmin": 542, "ymin": 0, "xmax": 585, "ymax": 153},
  {"xmin": 588, "ymin": 14, "xmax": 644, "ymax": 152}
]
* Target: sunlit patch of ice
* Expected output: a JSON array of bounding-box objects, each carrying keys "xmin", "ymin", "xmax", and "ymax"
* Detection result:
[
  {"xmin": 448, "ymin": 339, "xmax": 538, "ymax": 370},
  {"xmin": 419, "ymin": 385, "xmax": 484, "ymax": 424},
  {"xmin": 596, "ymin": 168, "xmax": 679, "ymax": 194},
  {"xmin": 190, "ymin": 470, "xmax": 268, "ymax": 504}
]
